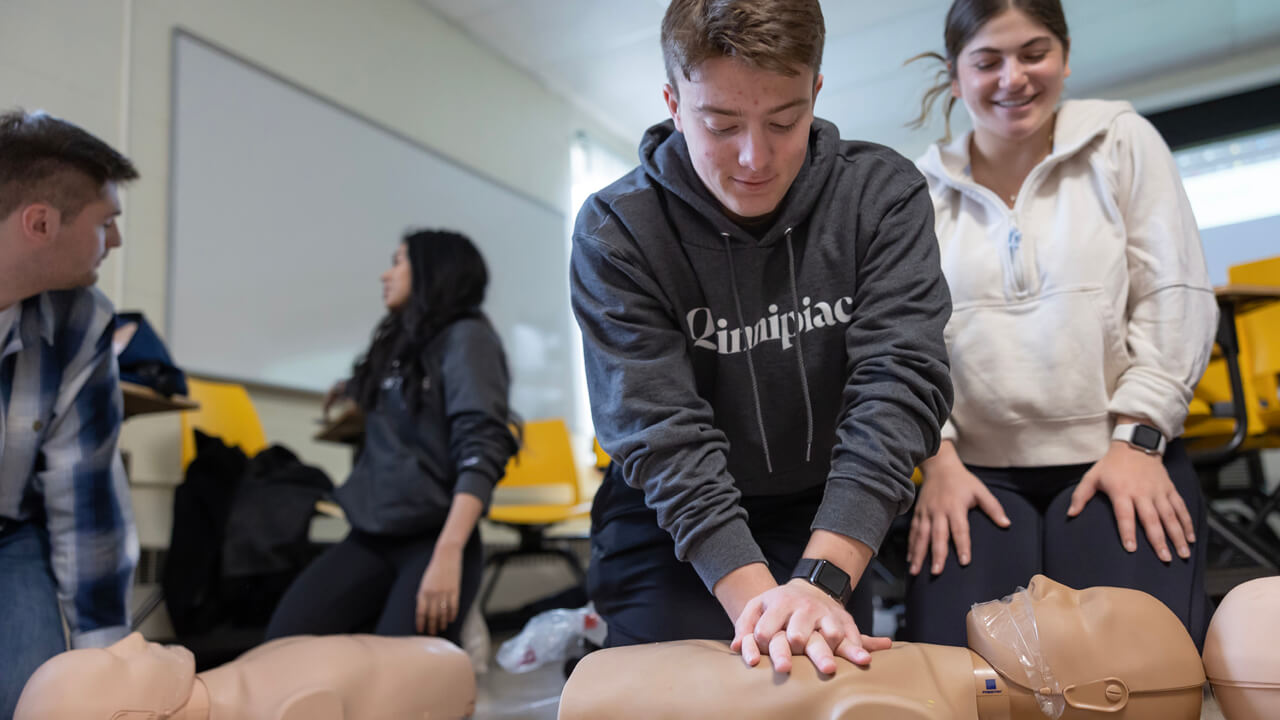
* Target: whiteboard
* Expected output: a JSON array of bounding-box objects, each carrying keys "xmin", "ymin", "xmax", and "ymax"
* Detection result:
[{"xmin": 168, "ymin": 32, "xmax": 572, "ymax": 420}]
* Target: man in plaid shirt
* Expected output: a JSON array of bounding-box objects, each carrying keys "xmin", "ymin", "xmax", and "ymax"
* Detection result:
[{"xmin": 0, "ymin": 109, "xmax": 140, "ymax": 717}]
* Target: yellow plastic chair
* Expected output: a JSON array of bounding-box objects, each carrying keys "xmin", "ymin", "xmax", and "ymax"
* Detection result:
[
  {"xmin": 1230, "ymin": 257, "xmax": 1280, "ymax": 435},
  {"xmin": 479, "ymin": 418, "xmax": 592, "ymax": 617},
  {"xmin": 178, "ymin": 378, "xmax": 269, "ymax": 471},
  {"xmin": 1186, "ymin": 256, "xmax": 1280, "ymax": 456},
  {"xmin": 1185, "ymin": 256, "xmax": 1280, "ymax": 571},
  {"xmin": 592, "ymin": 437, "xmax": 611, "ymax": 472}
]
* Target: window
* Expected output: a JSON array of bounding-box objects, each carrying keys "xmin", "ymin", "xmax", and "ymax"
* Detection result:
[
  {"xmin": 1174, "ymin": 126, "xmax": 1280, "ymax": 284},
  {"xmin": 568, "ymin": 132, "xmax": 633, "ymax": 439}
]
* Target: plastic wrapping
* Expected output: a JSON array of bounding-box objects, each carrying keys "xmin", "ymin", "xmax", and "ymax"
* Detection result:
[
  {"xmin": 496, "ymin": 604, "xmax": 608, "ymax": 674},
  {"xmin": 971, "ymin": 587, "xmax": 1064, "ymax": 718}
]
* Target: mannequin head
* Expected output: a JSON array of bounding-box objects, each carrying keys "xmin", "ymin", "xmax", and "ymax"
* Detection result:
[
  {"xmin": 15, "ymin": 633, "xmax": 196, "ymax": 719},
  {"xmin": 1202, "ymin": 575, "xmax": 1280, "ymax": 720},
  {"xmin": 968, "ymin": 575, "xmax": 1205, "ymax": 717},
  {"xmin": 15, "ymin": 632, "xmax": 477, "ymax": 720}
]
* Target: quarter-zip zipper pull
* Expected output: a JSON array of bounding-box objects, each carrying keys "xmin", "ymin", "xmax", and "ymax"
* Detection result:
[{"xmin": 1008, "ymin": 226, "xmax": 1028, "ymax": 296}]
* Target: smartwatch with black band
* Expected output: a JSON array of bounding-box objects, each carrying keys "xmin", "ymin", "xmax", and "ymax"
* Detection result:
[{"xmin": 791, "ymin": 558, "xmax": 853, "ymax": 606}]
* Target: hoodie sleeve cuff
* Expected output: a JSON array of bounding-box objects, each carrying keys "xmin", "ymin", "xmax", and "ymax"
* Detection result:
[
  {"xmin": 811, "ymin": 480, "xmax": 902, "ymax": 556},
  {"xmin": 1107, "ymin": 372, "xmax": 1192, "ymax": 440},
  {"xmin": 455, "ymin": 470, "xmax": 496, "ymax": 512},
  {"xmin": 684, "ymin": 517, "xmax": 767, "ymax": 592}
]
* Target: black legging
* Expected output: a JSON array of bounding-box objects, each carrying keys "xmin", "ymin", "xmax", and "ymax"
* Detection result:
[
  {"xmin": 265, "ymin": 527, "xmax": 483, "ymax": 645},
  {"xmin": 904, "ymin": 439, "xmax": 1209, "ymax": 649}
]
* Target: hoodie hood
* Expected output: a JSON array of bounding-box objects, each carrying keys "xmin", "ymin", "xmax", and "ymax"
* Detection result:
[
  {"xmin": 917, "ymin": 99, "xmax": 1137, "ymax": 191},
  {"xmin": 638, "ymin": 117, "xmax": 843, "ymax": 246}
]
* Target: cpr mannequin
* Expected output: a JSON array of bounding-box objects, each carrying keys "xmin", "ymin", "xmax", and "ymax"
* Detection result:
[
  {"xmin": 1202, "ymin": 575, "xmax": 1280, "ymax": 720},
  {"xmin": 558, "ymin": 575, "xmax": 1205, "ymax": 720},
  {"xmin": 14, "ymin": 632, "xmax": 475, "ymax": 719}
]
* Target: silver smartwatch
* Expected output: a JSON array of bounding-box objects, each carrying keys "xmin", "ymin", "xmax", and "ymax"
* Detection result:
[{"xmin": 1112, "ymin": 423, "xmax": 1166, "ymax": 455}]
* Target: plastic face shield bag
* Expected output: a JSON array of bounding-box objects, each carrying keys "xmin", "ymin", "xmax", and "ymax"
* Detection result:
[{"xmin": 972, "ymin": 587, "xmax": 1065, "ymax": 718}]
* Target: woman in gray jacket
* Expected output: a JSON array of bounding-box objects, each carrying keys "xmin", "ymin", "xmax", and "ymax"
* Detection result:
[{"xmin": 266, "ymin": 230, "xmax": 518, "ymax": 645}]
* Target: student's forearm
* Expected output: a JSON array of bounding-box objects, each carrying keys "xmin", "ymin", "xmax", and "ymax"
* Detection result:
[
  {"xmin": 713, "ymin": 563, "xmax": 777, "ymax": 620},
  {"xmin": 920, "ymin": 439, "xmax": 961, "ymax": 477},
  {"xmin": 802, "ymin": 530, "xmax": 874, "ymax": 589},
  {"xmin": 436, "ymin": 492, "xmax": 485, "ymax": 550}
]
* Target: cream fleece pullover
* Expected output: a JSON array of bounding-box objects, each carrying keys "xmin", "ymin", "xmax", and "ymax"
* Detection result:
[{"xmin": 916, "ymin": 99, "xmax": 1216, "ymax": 467}]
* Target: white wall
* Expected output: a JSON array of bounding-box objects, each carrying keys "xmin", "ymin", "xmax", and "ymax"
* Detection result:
[{"xmin": 2, "ymin": 0, "xmax": 631, "ymax": 548}]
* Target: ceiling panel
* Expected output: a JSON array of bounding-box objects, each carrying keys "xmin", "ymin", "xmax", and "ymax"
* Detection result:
[
  {"xmin": 418, "ymin": 0, "xmax": 1280, "ymax": 154},
  {"xmin": 418, "ymin": 0, "xmax": 514, "ymax": 24},
  {"xmin": 1235, "ymin": 0, "xmax": 1280, "ymax": 47},
  {"xmin": 821, "ymin": 0, "xmax": 943, "ymax": 39}
]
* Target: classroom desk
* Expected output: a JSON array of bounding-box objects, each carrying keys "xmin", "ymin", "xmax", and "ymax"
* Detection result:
[
  {"xmin": 1214, "ymin": 283, "xmax": 1280, "ymax": 313},
  {"xmin": 314, "ymin": 405, "xmax": 364, "ymax": 446},
  {"xmin": 121, "ymin": 381, "xmax": 199, "ymax": 419},
  {"xmin": 1196, "ymin": 284, "xmax": 1280, "ymax": 460}
]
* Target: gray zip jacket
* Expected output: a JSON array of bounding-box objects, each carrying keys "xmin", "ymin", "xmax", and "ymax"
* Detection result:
[
  {"xmin": 336, "ymin": 316, "xmax": 517, "ymax": 536},
  {"xmin": 571, "ymin": 118, "xmax": 953, "ymax": 589}
]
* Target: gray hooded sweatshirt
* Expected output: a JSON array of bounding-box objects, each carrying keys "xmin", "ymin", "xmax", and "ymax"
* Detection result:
[{"xmin": 571, "ymin": 118, "xmax": 953, "ymax": 590}]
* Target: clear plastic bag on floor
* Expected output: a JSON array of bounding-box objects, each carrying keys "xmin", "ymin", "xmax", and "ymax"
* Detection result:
[{"xmin": 496, "ymin": 603, "xmax": 607, "ymax": 674}]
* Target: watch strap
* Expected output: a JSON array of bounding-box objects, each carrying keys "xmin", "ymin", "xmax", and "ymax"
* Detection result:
[{"xmin": 791, "ymin": 558, "xmax": 853, "ymax": 606}]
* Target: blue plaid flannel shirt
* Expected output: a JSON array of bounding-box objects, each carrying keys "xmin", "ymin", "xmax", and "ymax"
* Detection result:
[{"xmin": 0, "ymin": 287, "xmax": 137, "ymax": 648}]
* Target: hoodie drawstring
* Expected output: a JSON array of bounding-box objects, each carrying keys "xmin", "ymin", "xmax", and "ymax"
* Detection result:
[
  {"xmin": 784, "ymin": 228, "xmax": 814, "ymax": 463},
  {"xmin": 721, "ymin": 232, "xmax": 773, "ymax": 474}
]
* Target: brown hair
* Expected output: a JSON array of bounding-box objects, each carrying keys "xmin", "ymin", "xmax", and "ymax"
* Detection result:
[
  {"xmin": 0, "ymin": 109, "xmax": 138, "ymax": 221},
  {"xmin": 661, "ymin": 0, "xmax": 825, "ymax": 94},
  {"xmin": 908, "ymin": 0, "xmax": 1070, "ymax": 141}
]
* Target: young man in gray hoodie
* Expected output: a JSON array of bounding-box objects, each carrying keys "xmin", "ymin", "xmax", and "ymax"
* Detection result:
[{"xmin": 570, "ymin": 0, "xmax": 953, "ymax": 675}]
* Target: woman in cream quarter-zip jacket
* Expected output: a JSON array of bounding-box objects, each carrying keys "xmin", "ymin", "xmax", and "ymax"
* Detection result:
[
  {"xmin": 901, "ymin": 0, "xmax": 1216, "ymax": 651},
  {"xmin": 918, "ymin": 98, "xmax": 1215, "ymax": 469}
]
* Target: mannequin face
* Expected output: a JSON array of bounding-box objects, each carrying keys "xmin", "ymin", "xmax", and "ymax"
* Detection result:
[
  {"xmin": 107, "ymin": 633, "xmax": 196, "ymax": 701},
  {"xmin": 15, "ymin": 633, "xmax": 195, "ymax": 719},
  {"xmin": 967, "ymin": 574, "xmax": 1205, "ymax": 712}
]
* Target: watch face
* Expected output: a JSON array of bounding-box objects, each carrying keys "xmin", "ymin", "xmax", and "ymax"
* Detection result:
[
  {"xmin": 1132, "ymin": 425, "xmax": 1162, "ymax": 450},
  {"xmin": 816, "ymin": 562, "xmax": 849, "ymax": 592}
]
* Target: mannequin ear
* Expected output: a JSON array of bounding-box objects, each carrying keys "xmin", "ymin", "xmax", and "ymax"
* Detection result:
[{"xmin": 275, "ymin": 689, "xmax": 343, "ymax": 720}]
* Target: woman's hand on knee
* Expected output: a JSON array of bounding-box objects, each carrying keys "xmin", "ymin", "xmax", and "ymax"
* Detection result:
[
  {"xmin": 908, "ymin": 456, "xmax": 1010, "ymax": 576},
  {"xmin": 415, "ymin": 545, "xmax": 463, "ymax": 635},
  {"xmin": 1068, "ymin": 442, "xmax": 1194, "ymax": 562}
]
